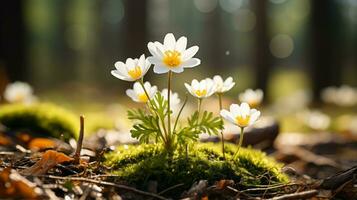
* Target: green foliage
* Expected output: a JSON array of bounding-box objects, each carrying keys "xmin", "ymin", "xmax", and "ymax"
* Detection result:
[
  {"xmin": 0, "ymin": 103, "xmax": 78, "ymax": 140},
  {"xmin": 127, "ymin": 92, "xmax": 223, "ymax": 149},
  {"xmin": 176, "ymin": 111, "xmax": 223, "ymax": 145},
  {"xmin": 105, "ymin": 143, "xmax": 289, "ymax": 196},
  {"xmin": 127, "ymin": 108, "xmax": 161, "ymax": 143},
  {"xmin": 149, "ymin": 92, "xmax": 169, "ymax": 121}
]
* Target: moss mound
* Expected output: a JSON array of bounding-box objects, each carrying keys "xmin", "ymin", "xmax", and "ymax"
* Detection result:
[
  {"xmin": 105, "ymin": 143, "xmax": 289, "ymax": 195},
  {"xmin": 0, "ymin": 103, "xmax": 78, "ymax": 140}
]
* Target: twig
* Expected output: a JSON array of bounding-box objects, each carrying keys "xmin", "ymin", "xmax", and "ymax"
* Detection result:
[
  {"xmin": 42, "ymin": 175, "xmax": 168, "ymax": 200},
  {"xmin": 240, "ymin": 183, "xmax": 301, "ymax": 193},
  {"xmin": 74, "ymin": 115, "xmax": 84, "ymax": 164},
  {"xmin": 266, "ymin": 190, "xmax": 318, "ymax": 200},
  {"xmin": 158, "ymin": 183, "xmax": 185, "ymax": 195}
]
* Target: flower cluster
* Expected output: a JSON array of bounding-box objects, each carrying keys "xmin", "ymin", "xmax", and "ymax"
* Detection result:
[
  {"xmin": 111, "ymin": 33, "xmax": 262, "ymax": 156},
  {"xmin": 2, "ymin": 82, "xmax": 37, "ymax": 104},
  {"xmin": 321, "ymin": 85, "xmax": 357, "ymax": 107}
]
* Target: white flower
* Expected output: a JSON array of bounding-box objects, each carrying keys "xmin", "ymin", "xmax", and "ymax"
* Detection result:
[
  {"xmin": 111, "ymin": 54, "xmax": 151, "ymax": 81},
  {"xmin": 212, "ymin": 75, "xmax": 235, "ymax": 94},
  {"xmin": 3, "ymin": 82, "xmax": 37, "ymax": 104},
  {"xmin": 321, "ymin": 85, "xmax": 357, "ymax": 107},
  {"xmin": 161, "ymin": 88, "xmax": 181, "ymax": 108},
  {"xmin": 126, "ymin": 82, "xmax": 157, "ymax": 103},
  {"xmin": 184, "ymin": 79, "xmax": 215, "ymax": 98},
  {"xmin": 220, "ymin": 103, "xmax": 260, "ymax": 128},
  {"xmin": 239, "ymin": 89, "xmax": 263, "ymax": 108},
  {"xmin": 303, "ymin": 110, "xmax": 331, "ymax": 131},
  {"xmin": 147, "ymin": 33, "xmax": 201, "ymax": 74}
]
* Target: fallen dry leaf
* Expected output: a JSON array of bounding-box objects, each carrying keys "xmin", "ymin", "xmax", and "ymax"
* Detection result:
[
  {"xmin": 0, "ymin": 168, "xmax": 39, "ymax": 199},
  {"xmin": 21, "ymin": 150, "xmax": 74, "ymax": 176},
  {"xmin": 28, "ymin": 138, "xmax": 56, "ymax": 151},
  {"xmin": 16, "ymin": 132, "xmax": 32, "ymax": 144},
  {"xmin": 215, "ymin": 180, "xmax": 234, "ymax": 190},
  {"xmin": 0, "ymin": 133, "xmax": 11, "ymax": 146}
]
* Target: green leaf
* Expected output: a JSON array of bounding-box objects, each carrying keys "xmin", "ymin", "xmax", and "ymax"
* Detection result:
[
  {"xmin": 176, "ymin": 111, "xmax": 223, "ymax": 145},
  {"xmin": 127, "ymin": 108, "xmax": 161, "ymax": 143}
]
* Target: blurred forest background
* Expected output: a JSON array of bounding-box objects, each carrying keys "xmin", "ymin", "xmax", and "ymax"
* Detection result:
[{"xmin": 0, "ymin": 0, "xmax": 356, "ymax": 104}]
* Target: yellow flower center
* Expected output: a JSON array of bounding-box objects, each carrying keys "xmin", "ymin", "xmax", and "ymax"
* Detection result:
[
  {"xmin": 248, "ymin": 100, "xmax": 259, "ymax": 108},
  {"xmin": 127, "ymin": 66, "xmax": 142, "ymax": 80},
  {"xmin": 163, "ymin": 50, "xmax": 181, "ymax": 67},
  {"xmin": 235, "ymin": 115, "xmax": 250, "ymax": 127},
  {"xmin": 14, "ymin": 93, "xmax": 25, "ymax": 102},
  {"xmin": 195, "ymin": 89, "xmax": 207, "ymax": 97},
  {"xmin": 138, "ymin": 93, "xmax": 148, "ymax": 102}
]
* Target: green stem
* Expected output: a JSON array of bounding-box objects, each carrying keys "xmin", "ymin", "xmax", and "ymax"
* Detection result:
[
  {"xmin": 218, "ymin": 93, "xmax": 225, "ymax": 159},
  {"xmin": 173, "ymin": 94, "xmax": 188, "ymax": 133},
  {"xmin": 197, "ymin": 98, "xmax": 202, "ymax": 117},
  {"xmin": 139, "ymin": 79, "xmax": 167, "ymax": 144},
  {"xmin": 234, "ymin": 127, "xmax": 245, "ymax": 159},
  {"xmin": 139, "ymin": 79, "xmax": 151, "ymax": 102},
  {"xmin": 167, "ymin": 71, "xmax": 173, "ymax": 148}
]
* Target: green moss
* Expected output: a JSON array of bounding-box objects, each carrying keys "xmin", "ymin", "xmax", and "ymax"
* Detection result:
[
  {"xmin": 0, "ymin": 103, "xmax": 78, "ymax": 140},
  {"xmin": 105, "ymin": 143, "xmax": 289, "ymax": 195}
]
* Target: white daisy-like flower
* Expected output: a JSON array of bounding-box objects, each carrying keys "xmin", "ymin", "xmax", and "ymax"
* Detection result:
[
  {"xmin": 211, "ymin": 75, "xmax": 235, "ymax": 94},
  {"xmin": 111, "ymin": 54, "xmax": 151, "ymax": 82},
  {"xmin": 220, "ymin": 103, "xmax": 260, "ymax": 128},
  {"xmin": 3, "ymin": 82, "xmax": 37, "ymax": 104},
  {"xmin": 184, "ymin": 79, "xmax": 215, "ymax": 99},
  {"xmin": 161, "ymin": 88, "xmax": 181, "ymax": 108},
  {"xmin": 303, "ymin": 110, "xmax": 331, "ymax": 131},
  {"xmin": 147, "ymin": 33, "xmax": 201, "ymax": 74},
  {"xmin": 321, "ymin": 85, "xmax": 357, "ymax": 107},
  {"xmin": 239, "ymin": 89, "xmax": 264, "ymax": 108},
  {"xmin": 126, "ymin": 82, "xmax": 157, "ymax": 103}
]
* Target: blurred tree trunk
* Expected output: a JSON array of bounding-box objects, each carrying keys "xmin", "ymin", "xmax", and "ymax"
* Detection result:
[
  {"xmin": 252, "ymin": 0, "xmax": 272, "ymax": 101},
  {"xmin": 310, "ymin": 0, "xmax": 343, "ymax": 102},
  {"xmin": 122, "ymin": 0, "xmax": 148, "ymax": 58},
  {"xmin": 0, "ymin": 0, "xmax": 27, "ymax": 82},
  {"xmin": 204, "ymin": 7, "xmax": 223, "ymax": 74}
]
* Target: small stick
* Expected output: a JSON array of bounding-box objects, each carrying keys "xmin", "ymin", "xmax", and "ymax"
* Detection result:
[
  {"xmin": 74, "ymin": 115, "xmax": 84, "ymax": 164},
  {"xmin": 266, "ymin": 190, "xmax": 318, "ymax": 200},
  {"xmin": 42, "ymin": 175, "xmax": 168, "ymax": 200}
]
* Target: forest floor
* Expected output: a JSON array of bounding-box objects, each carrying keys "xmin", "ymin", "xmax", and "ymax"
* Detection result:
[{"xmin": 1, "ymin": 125, "xmax": 357, "ymax": 199}]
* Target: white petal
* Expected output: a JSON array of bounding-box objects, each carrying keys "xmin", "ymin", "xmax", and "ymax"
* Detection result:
[
  {"xmin": 148, "ymin": 42, "xmax": 160, "ymax": 58},
  {"xmin": 224, "ymin": 77, "xmax": 233, "ymax": 85},
  {"xmin": 133, "ymin": 82, "xmax": 143, "ymax": 93},
  {"xmin": 147, "ymin": 57, "xmax": 162, "ymax": 65},
  {"xmin": 126, "ymin": 58, "xmax": 135, "ymax": 70},
  {"xmin": 220, "ymin": 110, "xmax": 236, "ymax": 124},
  {"xmin": 230, "ymin": 104, "xmax": 241, "ymax": 116},
  {"xmin": 111, "ymin": 70, "xmax": 133, "ymax": 81},
  {"xmin": 182, "ymin": 46, "xmax": 199, "ymax": 61},
  {"xmin": 154, "ymin": 42, "xmax": 165, "ymax": 55},
  {"xmin": 143, "ymin": 58, "xmax": 151, "ymax": 74},
  {"xmin": 164, "ymin": 33, "xmax": 176, "ymax": 50},
  {"xmin": 126, "ymin": 89, "xmax": 138, "ymax": 102},
  {"xmin": 184, "ymin": 83, "xmax": 195, "ymax": 96},
  {"xmin": 138, "ymin": 54, "xmax": 146, "ymax": 67},
  {"xmin": 240, "ymin": 103, "xmax": 250, "ymax": 116},
  {"xmin": 249, "ymin": 110, "xmax": 261, "ymax": 125},
  {"xmin": 114, "ymin": 61, "xmax": 125, "ymax": 70},
  {"xmin": 213, "ymin": 75, "xmax": 223, "ymax": 84},
  {"xmin": 224, "ymin": 82, "xmax": 235, "ymax": 92},
  {"xmin": 182, "ymin": 58, "xmax": 201, "ymax": 68},
  {"xmin": 153, "ymin": 65, "xmax": 169, "ymax": 74},
  {"xmin": 170, "ymin": 66, "xmax": 184, "ymax": 73},
  {"xmin": 184, "ymin": 83, "xmax": 192, "ymax": 92},
  {"xmin": 175, "ymin": 36, "xmax": 187, "ymax": 52}
]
